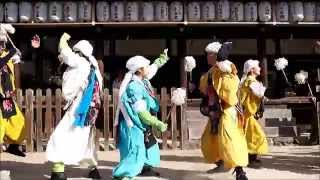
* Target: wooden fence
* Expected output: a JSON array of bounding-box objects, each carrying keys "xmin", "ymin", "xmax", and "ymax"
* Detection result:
[{"xmin": 15, "ymin": 88, "xmax": 187, "ymax": 152}]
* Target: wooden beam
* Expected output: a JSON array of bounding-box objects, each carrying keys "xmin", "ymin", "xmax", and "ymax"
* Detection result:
[{"xmin": 177, "ymin": 39, "xmax": 187, "ymax": 88}]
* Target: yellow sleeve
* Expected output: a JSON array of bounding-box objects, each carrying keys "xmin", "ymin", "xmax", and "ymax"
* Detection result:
[
  {"xmin": 199, "ymin": 73, "xmax": 208, "ymax": 95},
  {"xmin": 240, "ymin": 78, "xmax": 262, "ymax": 115},
  {"xmin": 213, "ymin": 71, "xmax": 239, "ymax": 107}
]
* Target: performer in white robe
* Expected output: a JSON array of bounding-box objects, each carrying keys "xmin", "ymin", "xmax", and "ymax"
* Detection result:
[{"xmin": 46, "ymin": 33, "xmax": 103, "ymax": 180}]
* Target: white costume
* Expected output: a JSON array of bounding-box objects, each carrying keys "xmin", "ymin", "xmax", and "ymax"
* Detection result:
[{"xmin": 46, "ymin": 39, "xmax": 103, "ymax": 166}]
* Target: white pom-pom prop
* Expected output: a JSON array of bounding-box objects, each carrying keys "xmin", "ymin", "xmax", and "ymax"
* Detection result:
[
  {"xmin": 274, "ymin": 57, "xmax": 289, "ymax": 84},
  {"xmin": 295, "ymin": 70, "xmax": 313, "ymax": 96},
  {"xmin": 294, "ymin": 70, "xmax": 308, "ymax": 84},
  {"xmin": 184, "ymin": 56, "xmax": 196, "ymax": 72},
  {"xmin": 171, "ymin": 88, "xmax": 186, "ymax": 106},
  {"xmin": 166, "ymin": 88, "xmax": 187, "ymax": 121},
  {"xmin": 274, "ymin": 57, "xmax": 288, "ymax": 71}
]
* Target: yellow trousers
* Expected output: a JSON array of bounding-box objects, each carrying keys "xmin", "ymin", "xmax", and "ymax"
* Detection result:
[
  {"xmin": 0, "ymin": 105, "xmax": 25, "ymax": 144},
  {"xmin": 201, "ymin": 107, "xmax": 248, "ymax": 169},
  {"xmin": 244, "ymin": 115, "xmax": 268, "ymax": 155}
]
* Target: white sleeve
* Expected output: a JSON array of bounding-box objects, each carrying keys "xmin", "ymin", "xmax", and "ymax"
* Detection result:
[
  {"xmin": 249, "ymin": 81, "xmax": 266, "ymax": 98},
  {"xmin": 59, "ymin": 48, "xmax": 79, "ymax": 67},
  {"xmin": 132, "ymin": 99, "xmax": 147, "ymax": 113},
  {"xmin": 146, "ymin": 64, "xmax": 158, "ymax": 80}
]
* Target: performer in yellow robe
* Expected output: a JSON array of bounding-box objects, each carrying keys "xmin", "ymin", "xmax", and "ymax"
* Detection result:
[
  {"xmin": 239, "ymin": 59, "xmax": 268, "ymax": 168},
  {"xmin": 0, "ymin": 24, "xmax": 25, "ymax": 157},
  {"xmin": 200, "ymin": 42, "xmax": 248, "ymax": 180}
]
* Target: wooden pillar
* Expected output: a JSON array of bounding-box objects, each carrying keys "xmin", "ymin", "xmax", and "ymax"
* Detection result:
[
  {"xmin": 14, "ymin": 35, "xmax": 21, "ymax": 88},
  {"xmin": 177, "ymin": 39, "xmax": 187, "ymax": 88},
  {"xmin": 258, "ymin": 28, "xmax": 268, "ymax": 86},
  {"xmin": 95, "ymin": 39, "xmax": 105, "ymax": 75}
]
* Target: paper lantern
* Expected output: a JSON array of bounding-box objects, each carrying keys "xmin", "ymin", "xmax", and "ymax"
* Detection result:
[
  {"xmin": 245, "ymin": 2, "xmax": 258, "ymax": 22},
  {"xmin": 290, "ymin": 1, "xmax": 304, "ymax": 22},
  {"xmin": 170, "ymin": 1, "xmax": 183, "ymax": 22},
  {"xmin": 277, "ymin": 1, "xmax": 289, "ymax": 22},
  {"xmin": 217, "ymin": 0, "xmax": 230, "ymax": 21},
  {"xmin": 111, "ymin": 1, "xmax": 124, "ymax": 22},
  {"xmin": 96, "ymin": 1, "xmax": 110, "ymax": 22},
  {"xmin": 0, "ymin": 3, "xmax": 3, "ymax": 22},
  {"xmin": 49, "ymin": 1, "xmax": 63, "ymax": 22},
  {"xmin": 202, "ymin": 2, "xmax": 215, "ymax": 21},
  {"xmin": 34, "ymin": 2, "xmax": 48, "ymax": 23},
  {"xmin": 126, "ymin": 1, "xmax": 139, "ymax": 22},
  {"xmin": 142, "ymin": 2, "xmax": 154, "ymax": 22},
  {"xmin": 19, "ymin": 1, "xmax": 32, "ymax": 22},
  {"xmin": 188, "ymin": 2, "xmax": 201, "ymax": 21},
  {"xmin": 155, "ymin": 1, "xmax": 169, "ymax": 21},
  {"xmin": 259, "ymin": 1, "xmax": 272, "ymax": 22},
  {"xmin": 231, "ymin": 1, "xmax": 244, "ymax": 21},
  {"xmin": 304, "ymin": 2, "xmax": 316, "ymax": 22},
  {"xmin": 79, "ymin": 1, "xmax": 92, "ymax": 22},
  {"xmin": 64, "ymin": 1, "xmax": 77, "ymax": 22},
  {"xmin": 4, "ymin": 2, "xmax": 18, "ymax": 23}
]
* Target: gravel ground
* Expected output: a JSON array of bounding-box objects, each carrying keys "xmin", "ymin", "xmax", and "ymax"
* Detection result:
[{"xmin": 0, "ymin": 145, "xmax": 319, "ymax": 180}]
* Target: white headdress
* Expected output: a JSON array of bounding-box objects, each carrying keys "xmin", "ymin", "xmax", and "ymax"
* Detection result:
[
  {"xmin": 205, "ymin": 41, "xmax": 222, "ymax": 54},
  {"xmin": 240, "ymin": 59, "xmax": 260, "ymax": 85},
  {"xmin": 114, "ymin": 56, "xmax": 151, "ymax": 127},
  {"xmin": 0, "ymin": 24, "xmax": 15, "ymax": 42}
]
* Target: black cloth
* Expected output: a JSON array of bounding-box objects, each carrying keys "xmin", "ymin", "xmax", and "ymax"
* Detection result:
[{"xmin": 217, "ymin": 42, "xmax": 232, "ymax": 61}]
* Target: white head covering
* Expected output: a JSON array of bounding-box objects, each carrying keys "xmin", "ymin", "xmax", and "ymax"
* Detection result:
[
  {"xmin": 115, "ymin": 55, "xmax": 151, "ymax": 127},
  {"xmin": 240, "ymin": 59, "xmax": 260, "ymax": 85},
  {"xmin": 72, "ymin": 40, "xmax": 103, "ymax": 91},
  {"xmin": 205, "ymin": 41, "xmax": 222, "ymax": 54},
  {"xmin": 0, "ymin": 24, "xmax": 15, "ymax": 42}
]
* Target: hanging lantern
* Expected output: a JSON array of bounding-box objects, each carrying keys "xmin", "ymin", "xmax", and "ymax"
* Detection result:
[
  {"xmin": 0, "ymin": 3, "xmax": 3, "ymax": 22},
  {"xmin": 19, "ymin": 1, "xmax": 33, "ymax": 22},
  {"xmin": 155, "ymin": 1, "xmax": 169, "ymax": 22},
  {"xmin": 304, "ymin": 1, "xmax": 316, "ymax": 22},
  {"xmin": 231, "ymin": 1, "xmax": 244, "ymax": 22},
  {"xmin": 290, "ymin": 1, "xmax": 304, "ymax": 22},
  {"xmin": 188, "ymin": 2, "xmax": 201, "ymax": 21},
  {"xmin": 170, "ymin": 1, "xmax": 183, "ymax": 22},
  {"xmin": 259, "ymin": 1, "xmax": 272, "ymax": 22},
  {"xmin": 34, "ymin": 1, "xmax": 48, "ymax": 23},
  {"xmin": 126, "ymin": 1, "xmax": 139, "ymax": 22},
  {"xmin": 277, "ymin": 1, "xmax": 289, "ymax": 22},
  {"xmin": 142, "ymin": 1, "xmax": 154, "ymax": 22},
  {"xmin": 202, "ymin": 2, "xmax": 215, "ymax": 22},
  {"xmin": 245, "ymin": 2, "xmax": 258, "ymax": 22},
  {"xmin": 111, "ymin": 1, "xmax": 124, "ymax": 22},
  {"xmin": 217, "ymin": 0, "xmax": 230, "ymax": 21},
  {"xmin": 4, "ymin": 2, "xmax": 18, "ymax": 23},
  {"xmin": 49, "ymin": 1, "xmax": 63, "ymax": 22},
  {"xmin": 96, "ymin": 1, "xmax": 110, "ymax": 22},
  {"xmin": 64, "ymin": 1, "xmax": 77, "ymax": 22},
  {"xmin": 79, "ymin": 1, "xmax": 92, "ymax": 22}
]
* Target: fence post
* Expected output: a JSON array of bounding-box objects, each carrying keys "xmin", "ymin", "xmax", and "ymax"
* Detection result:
[
  {"xmin": 55, "ymin": 89, "xmax": 62, "ymax": 126},
  {"xmin": 180, "ymin": 98, "xmax": 188, "ymax": 150},
  {"xmin": 170, "ymin": 88, "xmax": 177, "ymax": 149},
  {"xmin": 112, "ymin": 89, "xmax": 119, "ymax": 140},
  {"xmin": 103, "ymin": 89, "xmax": 110, "ymax": 151},
  {"xmin": 36, "ymin": 89, "xmax": 43, "ymax": 152},
  {"xmin": 16, "ymin": 89, "xmax": 23, "ymax": 108},
  {"xmin": 161, "ymin": 88, "xmax": 168, "ymax": 149},
  {"xmin": 25, "ymin": 89, "xmax": 34, "ymax": 152},
  {"xmin": 45, "ymin": 89, "xmax": 52, "ymax": 139}
]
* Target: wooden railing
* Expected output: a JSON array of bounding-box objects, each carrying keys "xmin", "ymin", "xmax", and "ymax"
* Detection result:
[{"xmin": 15, "ymin": 88, "xmax": 187, "ymax": 152}]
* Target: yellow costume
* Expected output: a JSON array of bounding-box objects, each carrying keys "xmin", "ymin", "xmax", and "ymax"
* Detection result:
[
  {"xmin": 239, "ymin": 75, "xmax": 268, "ymax": 155},
  {"xmin": 0, "ymin": 50, "xmax": 25, "ymax": 144},
  {"xmin": 200, "ymin": 62, "xmax": 248, "ymax": 169}
]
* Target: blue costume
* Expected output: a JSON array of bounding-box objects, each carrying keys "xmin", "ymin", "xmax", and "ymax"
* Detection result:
[{"xmin": 113, "ymin": 77, "xmax": 160, "ymax": 178}]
